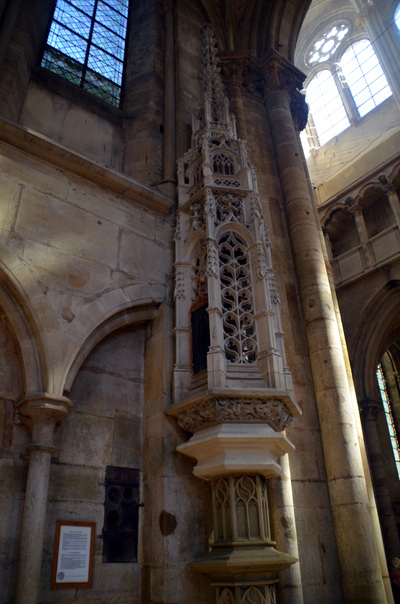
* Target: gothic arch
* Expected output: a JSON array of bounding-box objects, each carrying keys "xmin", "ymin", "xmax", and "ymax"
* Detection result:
[
  {"xmin": 215, "ymin": 221, "xmax": 254, "ymax": 247},
  {"xmin": 62, "ymin": 292, "xmax": 164, "ymax": 394},
  {"xmin": 351, "ymin": 280, "xmax": 400, "ymax": 402}
]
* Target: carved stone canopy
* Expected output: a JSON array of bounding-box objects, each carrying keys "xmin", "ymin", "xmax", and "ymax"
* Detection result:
[{"xmin": 167, "ymin": 388, "xmax": 301, "ymax": 433}]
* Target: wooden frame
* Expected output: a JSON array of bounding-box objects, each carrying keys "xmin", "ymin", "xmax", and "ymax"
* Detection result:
[{"xmin": 51, "ymin": 520, "xmax": 95, "ymax": 589}]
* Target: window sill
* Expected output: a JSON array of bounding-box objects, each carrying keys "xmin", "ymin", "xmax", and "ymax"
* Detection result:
[{"xmin": 31, "ymin": 66, "xmax": 125, "ymax": 125}]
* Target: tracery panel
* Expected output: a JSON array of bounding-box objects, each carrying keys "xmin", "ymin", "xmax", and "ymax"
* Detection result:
[{"xmin": 219, "ymin": 232, "xmax": 257, "ymax": 364}]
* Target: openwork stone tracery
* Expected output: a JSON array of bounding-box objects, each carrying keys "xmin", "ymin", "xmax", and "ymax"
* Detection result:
[{"xmin": 170, "ymin": 24, "xmax": 300, "ymax": 602}]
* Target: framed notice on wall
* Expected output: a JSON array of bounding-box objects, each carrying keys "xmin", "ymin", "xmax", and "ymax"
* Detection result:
[{"xmin": 51, "ymin": 520, "xmax": 95, "ymax": 589}]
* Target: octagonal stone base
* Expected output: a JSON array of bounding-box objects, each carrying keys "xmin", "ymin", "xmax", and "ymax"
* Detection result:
[{"xmin": 177, "ymin": 423, "xmax": 294, "ymax": 480}]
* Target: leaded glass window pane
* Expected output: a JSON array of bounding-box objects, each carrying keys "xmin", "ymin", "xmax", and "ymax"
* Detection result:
[
  {"xmin": 396, "ymin": 4, "xmax": 400, "ymax": 30},
  {"xmin": 305, "ymin": 70, "xmax": 350, "ymax": 145},
  {"xmin": 340, "ymin": 40, "xmax": 391, "ymax": 117},
  {"xmin": 41, "ymin": 0, "xmax": 129, "ymax": 107}
]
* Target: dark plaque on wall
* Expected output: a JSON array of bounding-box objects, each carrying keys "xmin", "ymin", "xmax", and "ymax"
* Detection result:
[
  {"xmin": 102, "ymin": 466, "xmax": 140, "ymax": 563},
  {"xmin": 191, "ymin": 300, "xmax": 210, "ymax": 374}
]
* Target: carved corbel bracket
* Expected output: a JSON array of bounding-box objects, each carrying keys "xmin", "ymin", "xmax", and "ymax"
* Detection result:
[
  {"xmin": 359, "ymin": 399, "xmax": 383, "ymax": 421},
  {"xmin": 167, "ymin": 387, "xmax": 301, "ymax": 434}
]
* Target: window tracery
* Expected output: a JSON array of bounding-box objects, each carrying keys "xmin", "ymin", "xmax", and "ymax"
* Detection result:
[
  {"xmin": 215, "ymin": 193, "xmax": 245, "ymax": 224},
  {"xmin": 212, "ymin": 153, "xmax": 236, "ymax": 175},
  {"xmin": 219, "ymin": 232, "xmax": 257, "ymax": 364},
  {"xmin": 307, "ymin": 23, "xmax": 349, "ymax": 66},
  {"xmin": 191, "ymin": 240, "xmax": 208, "ymax": 301},
  {"xmin": 302, "ymin": 20, "xmax": 392, "ymax": 149}
]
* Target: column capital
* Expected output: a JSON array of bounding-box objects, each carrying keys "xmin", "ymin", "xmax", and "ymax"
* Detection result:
[
  {"xmin": 260, "ymin": 50, "xmax": 306, "ymax": 96},
  {"xmin": 243, "ymin": 51, "xmax": 308, "ymax": 131},
  {"xmin": 242, "ymin": 51, "xmax": 304, "ymax": 96},
  {"xmin": 219, "ymin": 51, "xmax": 251, "ymax": 87},
  {"xmin": 346, "ymin": 202, "xmax": 363, "ymax": 216},
  {"xmin": 16, "ymin": 392, "xmax": 72, "ymax": 424},
  {"xmin": 359, "ymin": 399, "xmax": 383, "ymax": 420},
  {"xmin": 15, "ymin": 392, "xmax": 73, "ymax": 447}
]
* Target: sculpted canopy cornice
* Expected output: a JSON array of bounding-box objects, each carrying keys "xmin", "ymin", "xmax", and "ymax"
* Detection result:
[{"xmin": 167, "ymin": 389, "xmax": 301, "ymax": 433}]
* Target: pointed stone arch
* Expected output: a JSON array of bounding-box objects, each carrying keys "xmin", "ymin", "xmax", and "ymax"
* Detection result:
[{"xmin": 351, "ymin": 280, "xmax": 400, "ymax": 402}]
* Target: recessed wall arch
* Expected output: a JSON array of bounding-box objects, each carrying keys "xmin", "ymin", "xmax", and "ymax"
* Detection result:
[{"xmin": 63, "ymin": 303, "xmax": 160, "ymax": 395}]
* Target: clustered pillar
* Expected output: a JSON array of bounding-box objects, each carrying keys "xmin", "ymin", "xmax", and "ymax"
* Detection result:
[{"xmin": 261, "ymin": 50, "xmax": 388, "ymax": 602}]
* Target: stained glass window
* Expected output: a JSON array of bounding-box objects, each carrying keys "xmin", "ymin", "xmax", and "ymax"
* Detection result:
[
  {"xmin": 41, "ymin": 0, "xmax": 130, "ymax": 107},
  {"xmin": 376, "ymin": 363, "xmax": 400, "ymax": 479}
]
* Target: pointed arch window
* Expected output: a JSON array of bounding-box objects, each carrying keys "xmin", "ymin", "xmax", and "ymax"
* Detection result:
[
  {"xmin": 41, "ymin": 0, "xmax": 130, "ymax": 107},
  {"xmin": 303, "ymin": 28, "xmax": 392, "ymax": 149}
]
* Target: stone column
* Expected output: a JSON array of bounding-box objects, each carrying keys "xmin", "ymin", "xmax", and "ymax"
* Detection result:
[
  {"xmin": 302, "ymin": 137, "xmax": 394, "ymax": 604},
  {"xmin": 331, "ymin": 64, "xmax": 359, "ymax": 124},
  {"xmin": 262, "ymin": 50, "xmax": 387, "ymax": 603},
  {"xmin": 346, "ymin": 200, "xmax": 374, "ymax": 267},
  {"xmin": 268, "ymin": 454, "xmax": 304, "ymax": 604},
  {"xmin": 158, "ymin": 0, "xmax": 176, "ymax": 198},
  {"xmin": 360, "ymin": 400, "xmax": 400, "ymax": 560},
  {"xmin": 14, "ymin": 393, "xmax": 72, "ymax": 604},
  {"xmin": 378, "ymin": 177, "xmax": 400, "ymax": 231}
]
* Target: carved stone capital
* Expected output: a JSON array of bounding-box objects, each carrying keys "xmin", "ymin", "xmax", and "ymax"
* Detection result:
[
  {"xmin": 167, "ymin": 389, "xmax": 300, "ymax": 433},
  {"xmin": 359, "ymin": 399, "xmax": 382, "ymax": 421},
  {"xmin": 219, "ymin": 52, "xmax": 251, "ymax": 88},
  {"xmin": 260, "ymin": 50, "xmax": 305, "ymax": 97},
  {"xmin": 346, "ymin": 202, "xmax": 363, "ymax": 216},
  {"xmin": 15, "ymin": 392, "xmax": 73, "ymax": 451},
  {"xmin": 242, "ymin": 51, "xmax": 307, "ymax": 129}
]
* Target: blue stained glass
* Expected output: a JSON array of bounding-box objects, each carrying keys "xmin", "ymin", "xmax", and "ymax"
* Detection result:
[
  {"xmin": 91, "ymin": 23, "xmax": 125, "ymax": 60},
  {"xmin": 376, "ymin": 363, "xmax": 400, "ymax": 479},
  {"xmin": 102, "ymin": 0, "xmax": 129, "ymax": 18},
  {"xmin": 41, "ymin": 0, "xmax": 129, "ymax": 106},
  {"xmin": 54, "ymin": 1, "xmax": 92, "ymax": 35},
  {"xmin": 47, "ymin": 25, "xmax": 88, "ymax": 63},
  {"xmin": 96, "ymin": 3, "xmax": 127, "ymax": 34}
]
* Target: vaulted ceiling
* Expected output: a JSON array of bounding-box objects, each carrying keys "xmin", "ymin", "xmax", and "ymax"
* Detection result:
[{"xmin": 198, "ymin": 0, "xmax": 312, "ymax": 61}]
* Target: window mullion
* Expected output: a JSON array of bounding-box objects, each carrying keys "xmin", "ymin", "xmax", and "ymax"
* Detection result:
[
  {"xmin": 81, "ymin": 0, "xmax": 99, "ymax": 87},
  {"xmin": 330, "ymin": 64, "xmax": 359, "ymax": 125}
]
